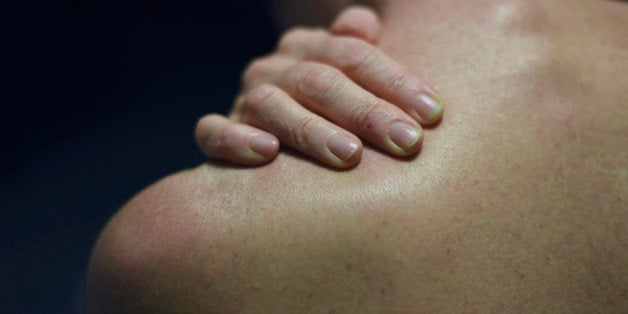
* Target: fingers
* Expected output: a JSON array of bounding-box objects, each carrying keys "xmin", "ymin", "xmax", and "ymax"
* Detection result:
[
  {"xmin": 237, "ymin": 48, "xmax": 426, "ymax": 158},
  {"xmin": 330, "ymin": 6, "xmax": 381, "ymax": 43},
  {"xmin": 279, "ymin": 29, "xmax": 444, "ymax": 125},
  {"xmin": 215, "ymin": 10, "xmax": 442, "ymax": 168},
  {"xmin": 195, "ymin": 114, "xmax": 279, "ymax": 165},
  {"xmin": 280, "ymin": 61, "xmax": 423, "ymax": 156},
  {"xmin": 241, "ymin": 55, "xmax": 296, "ymax": 90},
  {"xmin": 241, "ymin": 84, "xmax": 363, "ymax": 168}
]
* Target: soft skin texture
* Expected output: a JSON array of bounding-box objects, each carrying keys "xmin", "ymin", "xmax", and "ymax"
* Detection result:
[
  {"xmin": 196, "ymin": 6, "xmax": 443, "ymax": 168},
  {"xmin": 88, "ymin": 0, "xmax": 628, "ymax": 312}
]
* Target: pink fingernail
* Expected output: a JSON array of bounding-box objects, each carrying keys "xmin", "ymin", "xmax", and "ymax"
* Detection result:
[
  {"xmin": 416, "ymin": 92, "xmax": 444, "ymax": 121},
  {"xmin": 327, "ymin": 133, "xmax": 359, "ymax": 161},
  {"xmin": 389, "ymin": 122, "xmax": 421, "ymax": 151},
  {"xmin": 249, "ymin": 135, "xmax": 278, "ymax": 158}
]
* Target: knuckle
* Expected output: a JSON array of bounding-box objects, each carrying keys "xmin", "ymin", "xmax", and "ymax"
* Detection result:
[
  {"xmin": 244, "ymin": 84, "xmax": 280, "ymax": 115},
  {"xmin": 288, "ymin": 62, "xmax": 343, "ymax": 100},
  {"xmin": 384, "ymin": 70, "xmax": 412, "ymax": 95},
  {"xmin": 353, "ymin": 98, "xmax": 386, "ymax": 131},
  {"xmin": 333, "ymin": 38, "xmax": 377, "ymax": 72},
  {"xmin": 242, "ymin": 56, "xmax": 271, "ymax": 87},
  {"xmin": 277, "ymin": 27, "xmax": 309, "ymax": 51},
  {"xmin": 290, "ymin": 115, "xmax": 319, "ymax": 148},
  {"xmin": 195, "ymin": 114, "xmax": 221, "ymax": 138}
]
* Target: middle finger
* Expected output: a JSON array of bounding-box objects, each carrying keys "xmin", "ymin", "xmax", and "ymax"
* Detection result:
[{"xmin": 280, "ymin": 61, "xmax": 423, "ymax": 156}]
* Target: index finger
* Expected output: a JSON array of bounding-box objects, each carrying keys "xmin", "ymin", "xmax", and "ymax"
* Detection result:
[{"xmin": 281, "ymin": 30, "xmax": 444, "ymax": 126}]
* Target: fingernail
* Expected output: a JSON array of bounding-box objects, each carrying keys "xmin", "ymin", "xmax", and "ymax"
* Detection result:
[
  {"xmin": 249, "ymin": 134, "xmax": 278, "ymax": 158},
  {"xmin": 327, "ymin": 133, "xmax": 359, "ymax": 161},
  {"xmin": 416, "ymin": 92, "xmax": 444, "ymax": 121},
  {"xmin": 389, "ymin": 122, "xmax": 421, "ymax": 151}
]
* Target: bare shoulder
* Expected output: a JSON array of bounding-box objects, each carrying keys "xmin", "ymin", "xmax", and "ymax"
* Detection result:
[
  {"xmin": 87, "ymin": 1, "xmax": 628, "ymax": 311},
  {"xmin": 87, "ymin": 149, "xmax": 429, "ymax": 312},
  {"xmin": 88, "ymin": 127, "xmax": 626, "ymax": 312}
]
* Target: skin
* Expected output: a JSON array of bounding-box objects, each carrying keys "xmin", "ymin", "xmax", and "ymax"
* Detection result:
[
  {"xmin": 196, "ymin": 6, "xmax": 444, "ymax": 168},
  {"xmin": 88, "ymin": 0, "xmax": 628, "ymax": 312}
]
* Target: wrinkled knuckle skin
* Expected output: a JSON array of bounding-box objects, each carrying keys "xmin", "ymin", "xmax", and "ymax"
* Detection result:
[
  {"xmin": 385, "ymin": 70, "xmax": 412, "ymax": 96},
  {"xmin": 333, "ymin": 37, "xmax": 376, "ymax": 73},
  {"xmin": 353, "ymin": 98, "xmax": 385, "ymax": 131},
  {"xmin": 289, "ymin": 62, "xmax": 343, "ymax": 102},
  {"xmin": 242, "ymin": 57, "xmax": 271, "ymax": 88},
  {"xmin": 290, "ymin": 115, "xmax": 318, "ymax": 149},
  {"xmin": 277, "ymin": 27, "xmax": 309, "ymax": 51},
  {"xmin": 244, "ymin": 84, "xmax": 280, "ymax": 118}
]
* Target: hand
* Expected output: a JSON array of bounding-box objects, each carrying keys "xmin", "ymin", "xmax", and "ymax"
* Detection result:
[{"xmin": 195, "ymin": 6, "xmax": 444, "ymax": 168}]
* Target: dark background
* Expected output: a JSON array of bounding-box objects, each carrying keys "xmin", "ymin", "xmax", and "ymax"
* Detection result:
[{"xmin": 2, "ymin": 1, "xmax": 279, "ymax": 313}]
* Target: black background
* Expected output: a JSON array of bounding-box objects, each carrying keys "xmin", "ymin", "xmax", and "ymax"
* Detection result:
[{"xmin": 2, "ymin": 0, "xmax": 278, "ymax": 312}]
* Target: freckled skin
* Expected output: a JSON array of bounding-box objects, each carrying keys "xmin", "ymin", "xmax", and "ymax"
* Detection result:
[{"xmin": 88, "ymin": 0, "xmax": 627, "ymax": 313}]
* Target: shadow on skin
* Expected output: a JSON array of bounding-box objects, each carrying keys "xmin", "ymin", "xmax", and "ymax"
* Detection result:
[{"xmin": 204, "ymin": 142, "xmax": 422, "ymax": 172}]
